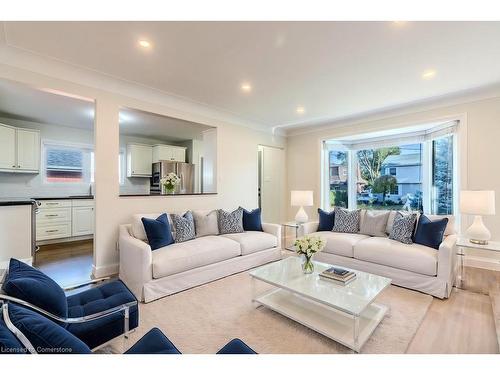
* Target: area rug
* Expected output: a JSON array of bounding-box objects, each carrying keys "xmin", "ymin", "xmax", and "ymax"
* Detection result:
[{"xmin": 108, "ymin": 271, "xmax": 432, "ymax": 354}]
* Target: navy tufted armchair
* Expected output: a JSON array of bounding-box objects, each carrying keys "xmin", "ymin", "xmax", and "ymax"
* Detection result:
[{"xmin": 0, "ymin": 258, "xmax": 138, "ymax": 349}]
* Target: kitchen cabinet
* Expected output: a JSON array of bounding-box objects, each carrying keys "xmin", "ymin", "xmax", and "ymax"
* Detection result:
[
  {"xmin": 127, "ymin": 144, "xmax": 153, "ymax": 177},
  {"xmin": 152, "ymin": 144, "xmax": 186, "ymax": 163},
  {"xmin": 0, "ymin": 123, "xmax": 40, "ymax": 173},
  {"xmin": 36, "ymin": 199, "xmax": 94, "ymax": 242},
  {"xmin": 72, "ymin": 200, "xmax": 94, "ymax": 236}
]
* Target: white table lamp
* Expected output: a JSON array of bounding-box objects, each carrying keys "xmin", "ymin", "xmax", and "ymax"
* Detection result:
[
  {"xmin": 460, "ymin": 190, "xmax": 496, "ymax": 245},
  {"xmin": 291, "ymin": 190, "xmax": 313, "ymax": 223}
]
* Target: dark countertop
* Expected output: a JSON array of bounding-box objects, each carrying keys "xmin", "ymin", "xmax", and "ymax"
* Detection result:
[
  {"xmin": 0, "ymin": 198, "xmax": 36, "ymax": 207},
  {"xmin": 32, "ymin": 195, "xmax": 94, "ymax": 200},
  {"xmin": 120, "ymin": 192, "xmax": 217, "ymax": 197}
]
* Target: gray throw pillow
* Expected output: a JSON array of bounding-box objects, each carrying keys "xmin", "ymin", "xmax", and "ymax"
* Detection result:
[
  {"xmin": 193, "ymin": 210, "xmax": 219, "ymax": 237},
  {"xmin": 332, "ymin": 207, "xmax": 360, "ymax": 233},
  {"xmin": 217, "ymin": 208, "xmax": 244, "ymax": 234},
  {"xmin": 359, "ymin": 210, "xmax": 390, "ymax": 237},
  {"xmin": 389, "ymin": 212, "xmax": 418, "ymax": 244},
  {"xmin": 170, "ymin": 211, "xmax": 196, "ymax": 243}
]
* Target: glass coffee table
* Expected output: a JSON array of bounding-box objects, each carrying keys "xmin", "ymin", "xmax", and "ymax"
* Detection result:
[{"xmin": 249, "ymin": 257, "xmax": 391, "ymax": 352}]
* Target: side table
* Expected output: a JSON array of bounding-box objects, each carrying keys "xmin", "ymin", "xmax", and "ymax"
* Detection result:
[
  {"xmin": 281, "ymin": 222, "xmax": 301, "ymax": 251},
  {"xmin": 456, "ymin": 237, "xmax": 500, "ymax": 290}
]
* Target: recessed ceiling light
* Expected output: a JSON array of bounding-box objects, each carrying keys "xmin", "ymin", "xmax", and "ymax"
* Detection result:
[
  {"xmin": 138, "ymin": 39, "xmax": 151, "ymax": 48},
  {"xmin": 241, "ymin": 83, "xmax": 252, "ymax": 92},
  {"xmin": 296, "ymin": 106, "xmax": 305, "ymax": 114},
  {"xmin": 422, "ymin": 69, "xmax": 437, "ymax": 80}
]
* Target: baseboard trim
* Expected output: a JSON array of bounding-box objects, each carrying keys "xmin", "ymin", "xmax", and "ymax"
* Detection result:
[{"xmin": 92, "ymin": 263, "xmax": 119, "ymax": 278}]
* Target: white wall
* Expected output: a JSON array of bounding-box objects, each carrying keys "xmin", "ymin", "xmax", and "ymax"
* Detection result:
[
  {"xmin": 0, "ymin": 63, "xmax": 286, "ymax": 277},
  {"xmin": 0, "ymin": 117, "xmax": 94, "ymax": 198},
  {"xmin": 287, "ymin": 94, "xmax": 500, "ymax": 240}
]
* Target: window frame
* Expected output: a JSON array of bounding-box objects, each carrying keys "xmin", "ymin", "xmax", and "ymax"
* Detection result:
[
  {"xmin": 322, "ymin": 128, "xmax": 458, "ymax": 215},
  {"xmin": 42, "ymin": 139, "xmax": 94, "ymax": 185}
]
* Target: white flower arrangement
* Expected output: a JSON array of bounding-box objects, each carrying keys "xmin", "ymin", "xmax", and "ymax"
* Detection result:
[
  {"xmin": 160, "ymin": 172, "xmax": 181, "ymax": 189},
  {"xmin": 294, "ymin": 236, "xmax": 325, "ymax": 258}
]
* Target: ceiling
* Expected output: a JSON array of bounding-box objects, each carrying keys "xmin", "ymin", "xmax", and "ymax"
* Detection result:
[{"xmin": 3, "ymin": 22, "xmax": 500, "ymax": 131}]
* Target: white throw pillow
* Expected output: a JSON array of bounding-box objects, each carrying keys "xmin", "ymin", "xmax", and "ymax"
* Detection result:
[
  {"xmin": 359, "ymin": 210, "xmax": 390, "ymax": 237},
  {"xmin": 193, "ymin": 210, "xmax": 219, "ymax": 237}
]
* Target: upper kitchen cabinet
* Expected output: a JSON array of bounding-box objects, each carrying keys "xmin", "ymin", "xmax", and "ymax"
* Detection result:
[
  {"xmin": 152, "ymin": 144, "xmax": 186, "ymax": 163},
  {"xmin": 127, "ymin": 143, "xmax": 153, "ymax": 177},
  {"xmin": 0, "ymin": 123, "xmax": 40, "ymax": 173}
]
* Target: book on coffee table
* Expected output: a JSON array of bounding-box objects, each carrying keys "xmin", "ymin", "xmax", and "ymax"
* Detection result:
[
  {"xmin": 319, "ymin": 273, "xmax": 357, "ymax": 285},
  {"xmin": 320, "ymin": 266, "xmax": 356, "ymax": 285}
]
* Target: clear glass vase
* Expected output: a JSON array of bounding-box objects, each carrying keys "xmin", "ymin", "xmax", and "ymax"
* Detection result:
[
  {"xmin": 161, "ymin": 184, "xmax": 176, "ymax": 195},
  {"xmin": 302, "ymin": 256, "xmax": 314, "ymax": 274}
]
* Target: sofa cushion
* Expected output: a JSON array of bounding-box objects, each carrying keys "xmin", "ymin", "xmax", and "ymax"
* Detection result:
[
  {"xmin": 3, "ymin": 258, "xmax": 68, "ymax": 319},
  {"xmin": 125, "ymin": 328, "xmax": 181, "ymax": 354},
  {"xmin": 386, "ymin": 210, "xmax": 421, "ymax": 234},
  {"xmin": 8, "ymin": 304, "xmax": 92, "ymax": 354},
  {"xmin": 309, "ymin": 231, "xmax": 369, "ymax": 258},
  {"xmin": 193, "ymin": 210, "xmax": 219, "ymax": 237},
  {"xmin": 0, "ymin": 309, "xmax": 25, "ymax": 354},
  {"xmin": 354, "ymin": 237, "xmax": 438, "ymax": 276},
  {"xmin": 414, "ymin": 214, "xmax": 449, "ymax": 250},
  {"xmin": 389, "ymin": 212, "xmax": 418, "ymax": 244},
  {"xmin": 217, "ymin": 208, "xmax": 244, "ymax": 234},
  {"xmin": 152, "ymin": 236, "xmax": 241, "ymax": 279},
  {"xmin": 141, "ymin": 214, "xmax": 174, "ymax": 250},
  {"xmin": 332, "ymin": 207, "xmax": 361, "ymax": 233},
  {"xmin": 317, "ymin": 208, "xmax": 335, "ymax": 231},
  {"xmin": 241, "ymin": 207, "xmax": 263, "ymax": 232},
  {"xmin": 170, "ymin": 211, "xmax": 196, "ymax": 243},
  {"xmin": 132, "ymin": 212, "xmax": 162, "ymax": 240},
  {"xmin": 66, "ymin": 280, "xmax": 139, "ymax": 349},
  {"xmin": 216, "ymin": 338, "xmax": 257, "ymax": 354},
  {"xmin": 221, "ymin": 231, "xmax": 277, "ymax": 255},
  {"xmin": 426, "ymin": 214, "xmax": 455, "ymax": 236},
  {"xmin": 359, "ymin": 210, "xmax": 389, "ymax": 237}
]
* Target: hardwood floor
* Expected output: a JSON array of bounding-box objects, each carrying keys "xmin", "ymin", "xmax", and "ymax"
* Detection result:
[{"xmin": 34, "ymin": 239, "xmax": 93, "ymax": 287}]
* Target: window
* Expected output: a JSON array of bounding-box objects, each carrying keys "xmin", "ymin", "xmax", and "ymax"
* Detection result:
[
  {"xmin": 327, "ymin": 150, "xmax": 348, "ymax": 209},
  {"xmin": 323, "ymin": 122, "xmax": 457, "ymax": 214},
  {"xmin": 432, "ymin": 135, "xmax": 454, "ymax": 214},
  {"xmin": 356, "ymin": 143, "xmax": 423, "ymax": 211},
  {"xmin": 44, "ymin": 142, "xmax": 93, "ymax": 184}
]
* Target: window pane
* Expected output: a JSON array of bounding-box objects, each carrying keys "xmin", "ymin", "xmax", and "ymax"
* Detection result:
[
  {"xmin": 46, "ymin": 147, "xmax": 83, "ymax": 182},
  {"xmin": 432, "ymin": 136, "xmax": 454, "ymax": 214},
  {"xmin": 356, "ymin": 144, "xmax": 423, "ymax": 211},
  {"xmin": 328, "ymin": 150, "xmax": 348, "ymax": 209}
]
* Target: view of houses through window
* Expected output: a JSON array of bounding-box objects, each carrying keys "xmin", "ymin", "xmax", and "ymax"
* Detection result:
[{"xmin": 326, "ymin": 132, "xmax": 455, "ymax": 214}]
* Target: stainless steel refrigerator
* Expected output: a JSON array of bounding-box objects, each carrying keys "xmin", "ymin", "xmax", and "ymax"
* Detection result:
[{"xmin": 151, "ymin": 161, "xmax": 195, "ymax": 194}]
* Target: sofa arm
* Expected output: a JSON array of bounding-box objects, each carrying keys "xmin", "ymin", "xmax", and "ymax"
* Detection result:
[
  {"xmin": 262, "ymin": 223, "xmax": 282, "ymax": 249},
  {"xmin": 298, "ymin": 221, "xmax": 319, "ymax": 237},
  {"xmin": 437, "ymin": 234, "xmax": 457, "ymax": 287},
  {"xmin": 118, "ymin": 224, "xmax": 153, "ymax": 301}
]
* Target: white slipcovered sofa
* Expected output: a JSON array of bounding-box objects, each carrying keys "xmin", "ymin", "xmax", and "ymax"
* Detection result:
[
  {"xmin": 119, "ymin": 211, "xmax": 282, "ymax": 303},
  {"xmin": 300, "ymin": 211, "xmax": 457, "ymax": 299}
]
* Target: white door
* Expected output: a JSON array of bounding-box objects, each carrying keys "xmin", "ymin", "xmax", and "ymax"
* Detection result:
[
  {"xmin": 259, "ymin": 145, "xmax": 284, "ymax": 224},
  {"xmin": 16, "ymin": 129, "xmax": 40, "ymax": 171},
  {"xmin": 72, "ymin": 206, "xmax": 95, "ymax": 236},
  {"xmin": 0, "ymin": 124, "xmax": 16, "ymax": 171}
]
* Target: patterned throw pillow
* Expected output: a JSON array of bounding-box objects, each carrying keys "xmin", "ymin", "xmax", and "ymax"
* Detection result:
[
  {"xmin": 389, "ymin": 212, "xmax": 418, "ymax": 244},
  {"xmin": 217, "ymin": 208, "xmax": 244, "ymax": 234},
  {"xmin": 170, "ymin": 211, "xmax": 196, "ymax": 243},
  {"xmin": 332, "ymin": 207, "xmax": 360, "ymax": 233}
]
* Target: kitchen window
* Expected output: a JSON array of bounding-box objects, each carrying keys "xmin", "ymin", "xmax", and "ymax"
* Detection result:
[{"xmin": 43, "ymin": 141, "xmax": 93, "ymax": 184}]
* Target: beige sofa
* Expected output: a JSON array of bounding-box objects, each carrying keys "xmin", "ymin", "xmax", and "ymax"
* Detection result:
[
  {"xmin": 300, "ymin": 211, "xmax": 457, "ymax": 299},
  {"xmin": 119, "ymin": 211, "xmax": 282, "ymax": 303}
]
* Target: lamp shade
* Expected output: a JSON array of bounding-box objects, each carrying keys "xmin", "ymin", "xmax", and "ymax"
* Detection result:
[
  {"xmin": 291, "ymin": 190, "xmax": 313, "ymax": 207},
  {"xmin": 460, "ymin": 190, "xmax": 496, "ymax": 215}
]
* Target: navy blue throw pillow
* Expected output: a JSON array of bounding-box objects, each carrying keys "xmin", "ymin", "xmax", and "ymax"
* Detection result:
[
  {"xmin": 241, "ymin": 208, "xmax": 263, "ymax": 231},
  {"xmin": 413, "ymin": 215, "xmax": 449, "ymax": 250},
  {"xmin": 4, "ymin": 258, "xmax": 68, "ymax": 319},
  {"xmin": 8, "ymin": 304, "xmax": 91, "ymax": 354},
  {"xmin": 141, "ymin": 213, "xmax": 174, "ymax": 250},
  {"xmin": 0, "ymin": 312, "xmax": 25, "ymax": 354},
  {"xmin": 318, "ymin": 208, "xmax": 335, "ymax": 231}
]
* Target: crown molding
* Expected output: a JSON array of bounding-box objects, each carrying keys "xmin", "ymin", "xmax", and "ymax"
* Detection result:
[{"xmin": 283, "ymin": 82, "xmax": 500, "ymax": 137}]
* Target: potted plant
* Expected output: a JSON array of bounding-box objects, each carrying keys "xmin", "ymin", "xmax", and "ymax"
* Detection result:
[
  {"xmin": 294, "ymin": 236, "xmax": 325, "ymax": 274},
  {"xmin": 160, "ymin": 173, "xmax": 181, "ymax": 194}
]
